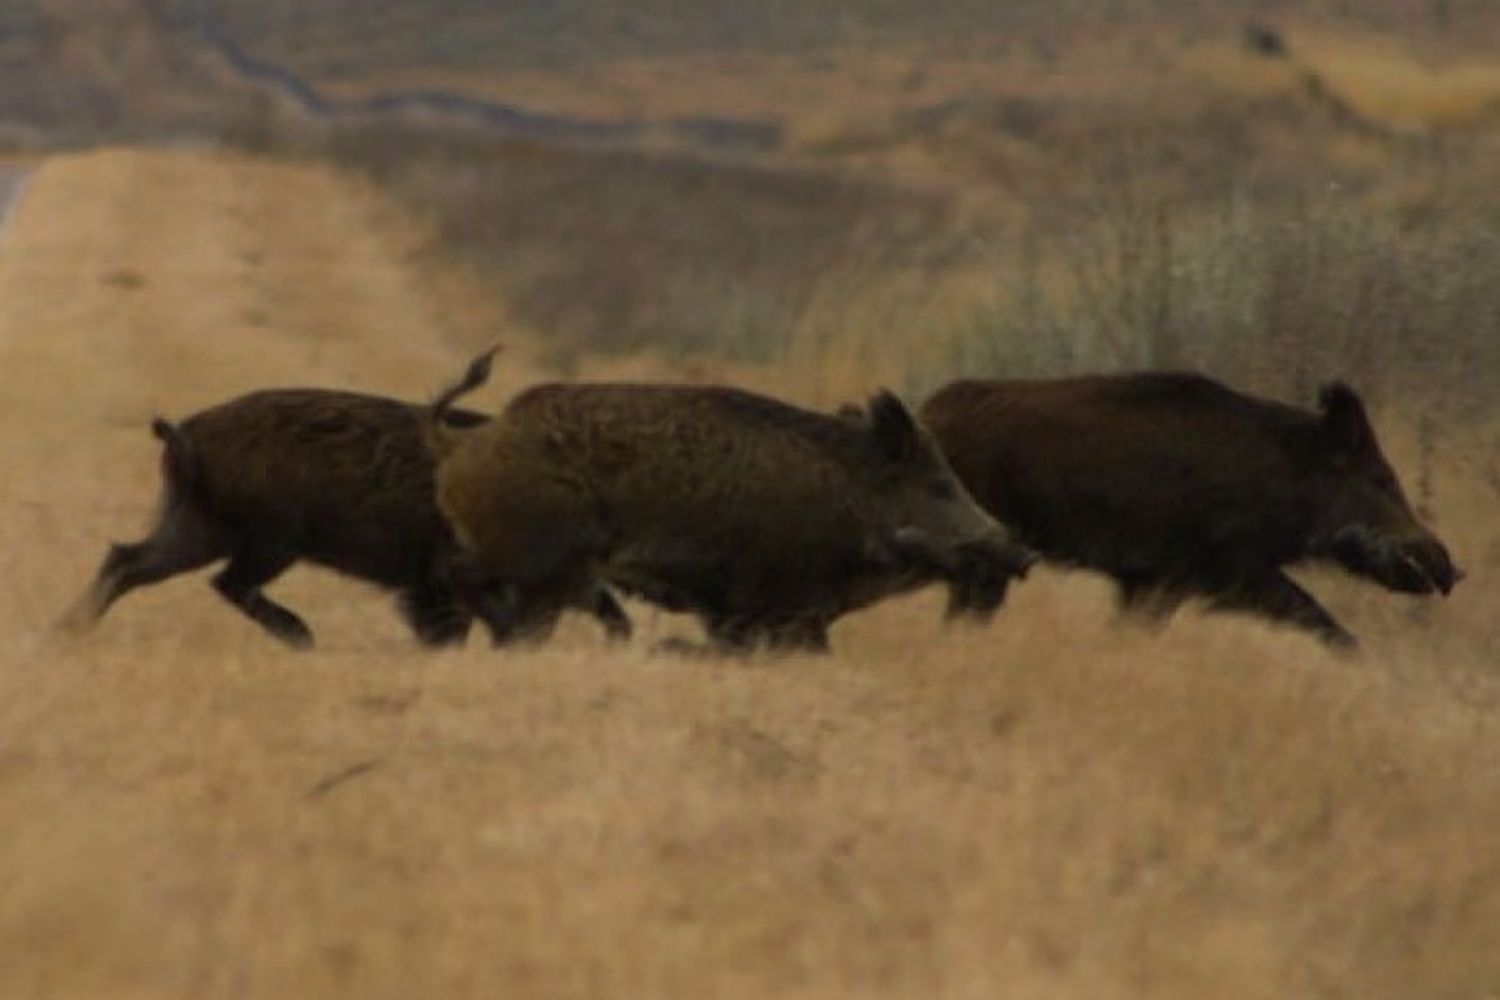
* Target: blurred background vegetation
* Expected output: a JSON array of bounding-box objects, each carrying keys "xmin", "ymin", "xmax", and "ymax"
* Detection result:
[{"xmin": 6, "ymin": 0, "xmax": 1500, "ymax": 420}]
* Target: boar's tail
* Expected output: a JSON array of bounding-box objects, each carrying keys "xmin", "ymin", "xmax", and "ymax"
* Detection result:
[
  {"xmin": 151, "ymin": 417, "xmax": 196, "ymax": 504},
  {"xmin": 428, "ymin": 346, "xmax": 500, "ymax": 461}
]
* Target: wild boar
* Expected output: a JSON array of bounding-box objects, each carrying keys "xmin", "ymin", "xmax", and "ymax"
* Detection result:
[
  {"xmin": 60, "ymin": 387, "xmax": 632, "ymax": 649},
  {"xmin": 920, "ymin": 373, "xmax": 1461, "ymax": 647},
  {"xmin": 428, "ymin": 352, "xmax": 1035, "ymax": 653}
]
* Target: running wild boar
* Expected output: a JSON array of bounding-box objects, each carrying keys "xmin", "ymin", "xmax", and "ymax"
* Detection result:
[
  {"xmin": 920, "ymin": 373, "xmax": 1460, "ymax": 647},
  {"xmin": 60, "ymin": 385, "xmax": 631, "ymax": 649},
  {"xmin": 429, "ymin": 351, "xmax": 1035, "ymax": 653}
]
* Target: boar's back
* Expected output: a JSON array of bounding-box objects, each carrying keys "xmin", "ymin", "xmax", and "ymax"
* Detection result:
[
  {"xmin": 921, "ymin": 373, "xmax": 1321, "ymax": 577},
  {"xmin": 179, "ymin": 388, "xmax": 485, "ymax": 585}
]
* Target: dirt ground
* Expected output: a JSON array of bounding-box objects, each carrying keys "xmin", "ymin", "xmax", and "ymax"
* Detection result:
[{"xmin": 0, "ymin": 149, "xmax": 1497, "ymax": 999}]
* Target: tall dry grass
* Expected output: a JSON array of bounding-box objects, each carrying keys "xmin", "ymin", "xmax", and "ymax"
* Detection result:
[
  {"xmin": 940, "ymin": 171, "xmax": 1500, "ymax": 402},
  {"xmin": 4, "ymin": 580, "xmax": 1499, "ymax": 1000}
]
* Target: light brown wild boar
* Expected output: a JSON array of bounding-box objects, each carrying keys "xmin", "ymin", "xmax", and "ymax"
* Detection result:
[
  {"xmin": 61, "ymin": 387, "xmax": 631, "ymax": 649},
  {"xmin": 920, "ymin": 373, "xmax": 1461, "ymax": 647},
  {"xmin": 428, "ymin": 352, "xmax": 1036, "ymax": 653}
]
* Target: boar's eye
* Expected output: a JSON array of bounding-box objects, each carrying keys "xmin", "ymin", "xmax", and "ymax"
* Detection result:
[{"xmin": 928, "ymin": 479, "xmax": 958, "ymax": 501}]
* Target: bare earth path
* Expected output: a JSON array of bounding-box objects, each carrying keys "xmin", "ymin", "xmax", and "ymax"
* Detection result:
[{"xmin": 0, "ymin": 149, "xmax": 1497, "ymax": 1000}]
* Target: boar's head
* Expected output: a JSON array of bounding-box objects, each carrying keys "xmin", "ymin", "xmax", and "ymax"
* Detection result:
[
  {"xmin": 1307, "ymin": 383, "xmax": 1460, "ymax": 596},
  {"xmin": 858, "ymin": 390, "xmax": 1037, "ymax": 586}
]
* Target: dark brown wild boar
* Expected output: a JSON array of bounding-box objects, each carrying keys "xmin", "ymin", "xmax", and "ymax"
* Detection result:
[
  {"xmin": 920, "ymin": 373, "xmax": 1461, "ymax": 647},
  {"xmin": 428, "ymin": 352, "xmax": 1035, "ymax": 653},
  {"xmin": 60, "ymin": 387, "xmax": 632, "ymax": 649}
]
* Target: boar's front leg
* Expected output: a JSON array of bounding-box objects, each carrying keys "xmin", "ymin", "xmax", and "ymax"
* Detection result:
[
  {"xmin": 211, "ymin": 546, "xmax": 314, "ymax": 649},
  {"xmin": 510, "ymin": 575, "xmax": 634, "ymax": 645},
  {"xmin": 1206, "ymin": 570, "xmax": 1356, "ymax": 649},
  {"xmin": 942, "ymin": 538, "xmax": 1036, "ymax": 623},
  {"xmin": 945, "ymin": 576, "xmax": 1020, "ymax": 623},
  {"xmin": 945, "ymin": 579, "xmax": 1001, "ymax": 622}
]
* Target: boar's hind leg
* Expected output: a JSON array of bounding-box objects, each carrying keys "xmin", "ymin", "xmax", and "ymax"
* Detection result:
[
  {"xmin": 493, "ymin": 583, "xmax": 627, "ymax": 646},
  {"xmin": 397, "ymin": 584, "xmax": 471, "ymax": 647},
  {"xmin": 443, "ymin": 554, "xmax": 600, "ymax": 647},
  {"xmin": 503, "ymin": 577, "xmax": 612, "ymax": 645},
  {"xmin": 442, "ymin": 553, "xmax": 519, "ymax": 646},
  {"xmin": 457, "ymin": 585, "xmax": 625, "ymax": 647},
  {"xmin": 1207, "ymin": 571, "xmax": 1356, "ymax": 649},
  {"xmin": 59, "ymin": 515, "xmax": 225, "ymax": 633},
  {"xmin": 211, "ymin": 546, "xmax": 313, "ymax": 649}
]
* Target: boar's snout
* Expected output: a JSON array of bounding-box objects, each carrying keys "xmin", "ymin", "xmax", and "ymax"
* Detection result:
[
  {"xmin": 959, "ymin": 534, "xmax": 1040, "ymax": 581},
  {"xmin": 952, "ymin": 534, "xmax": 1040, "ymax": 602},
  {"xmin": 1400, "ymin": 537, "xmax": 1461, "ymax": 596},
  {"xmin": 890, "ymin": 524, "xmax": 1037, "ymax": 584},
  {"xmin": 1329, "ymin": 526, "xmax": 1461, "ymax": 597}
]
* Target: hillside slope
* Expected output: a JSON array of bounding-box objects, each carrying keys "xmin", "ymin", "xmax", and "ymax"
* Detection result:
[{"xmin": 172, "ymin": 0, "xmax": 1500, "ymax": 76}]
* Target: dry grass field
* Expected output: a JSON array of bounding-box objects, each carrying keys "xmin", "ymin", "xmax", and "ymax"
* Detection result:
[{"xmin": 1, "ymin": 144, "xmax": 1498, "ymax": 999}]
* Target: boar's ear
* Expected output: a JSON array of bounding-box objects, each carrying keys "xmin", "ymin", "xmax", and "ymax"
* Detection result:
[
  {"xmin": 867, "ymin": 390, "xmax": 921, "ymax": 462},
  {"xmin": 1319, "ymin": 381, "xmax": 1377, "ymax": 455}
]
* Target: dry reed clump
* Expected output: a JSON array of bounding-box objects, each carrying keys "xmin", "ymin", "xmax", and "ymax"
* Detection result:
[{"xmin": 938, "ymin": 176, "xmax": 1500, "ymax": 405}]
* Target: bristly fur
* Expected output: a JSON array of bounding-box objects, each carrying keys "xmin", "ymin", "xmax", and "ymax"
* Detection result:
[
  {"xmin": 60, "ymin": 382, "xmax": 612, "ymax": 649},
  {"xmin": 432, "ymin": 379, "xmax": 1029, "ymax": 653},
  {"xmin": 920, "ymin": 372, "xmax": 1458, "ymax": 647}
]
